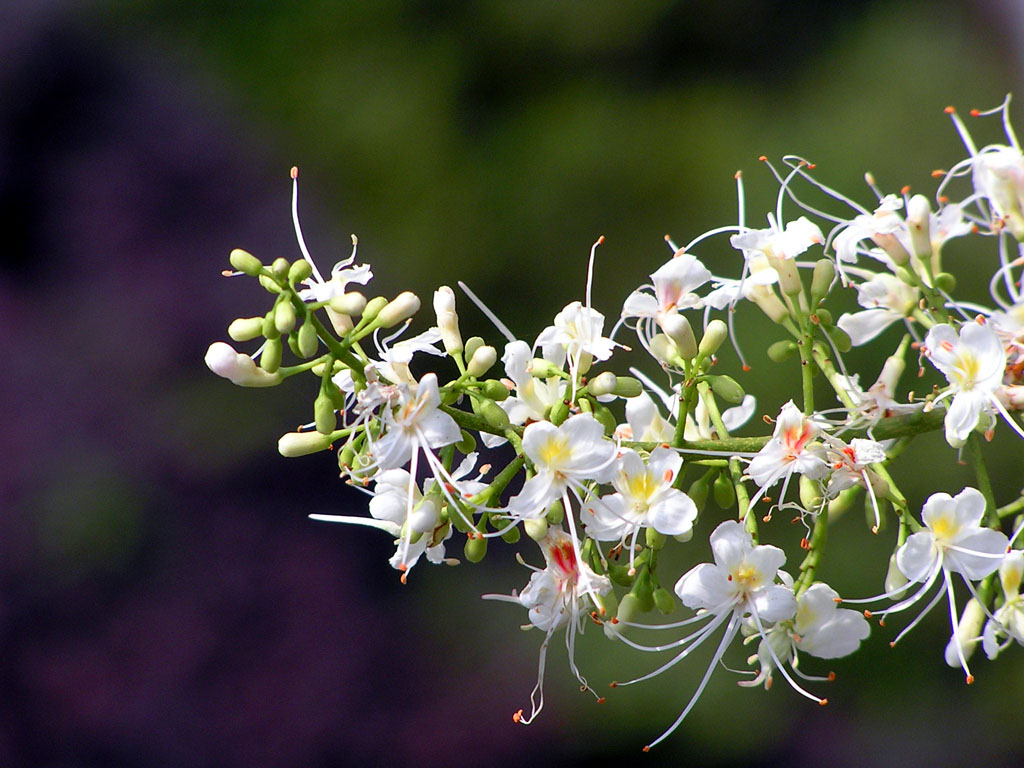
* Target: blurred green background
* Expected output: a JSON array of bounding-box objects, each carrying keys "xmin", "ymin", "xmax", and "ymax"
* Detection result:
[{"xmin": 3, "ymin": 0, "xmax": 1024, "ymax": 765}]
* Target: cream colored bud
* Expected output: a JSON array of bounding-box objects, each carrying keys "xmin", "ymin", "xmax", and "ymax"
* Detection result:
[
  {"xmin": 229, "ymin": 248, "xmax": 262, "ymax": 276},
  {"xmin": 433, "ymin": 285, "xmax": 457, "ymax": 316},
  {"xmin": 698, "ymin": 319, "xmax": 728, "ymax": 357},
  {"xmin": 649, "ymin": 333, "xmax": 680, "ymax": 365},
  {"xmin": 944, "ymin": 597, "xmax": 985, "ymax": 668},
  {"xmin": 749, "ymin": 285, "xmax": 790, "ymax": 323},
  {"xmin": 409, "ymin": 497, "xmax": 441, "ymax": 534},
  {"xmin": 658, "ymin": 312, "xmax": 697, "ymax": 360},
  {"xmin": 467, "ymin": 345, "xmax": 497, "ymax": 377},
  {"xmin": 907, "ymin": 194, "xmax": 933, "ymax": 260},
  {"xmin": 228, "ymin": 317, "xmax": 265, "ymax": 342},
  {"xmin": 433, "ymin": 286, "xmax": 463, "ymax": 355},
  {"xmin": 329, "ymin": 291, "xmax": 367, "ymax": 316},
  {"xmin": 204, "ymin": 342, "xmax": 282, "ymax": 387},
  {"xmin": 587, "ymin": 371, "xmax": 617, "ymax": 397},
  {"xmin": 872, "ymin": 232, "xmax": 911, "ymax": 266},
  {"xmin": 769, "ymin": 254, "xmax": 804, "ymax": 297},
  {"xmin": 464, "ymin": 336, "xmax": 485, "ymax": 361},
  {"xmin": 883, "ymin": 551, "xmax": 908, "ymax": 599},
  {"xmin": 376, "ymin": 291, "xmax": 421, "ymax": 327},
  {"xmin": 278, "ymin": 430, "xmax": 333, "ymax": 457}
]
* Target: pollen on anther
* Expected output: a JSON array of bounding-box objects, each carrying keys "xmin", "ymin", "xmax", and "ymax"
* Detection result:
[
  {"xmin": 833, "ymin": 597, "xmax": 842, "ymax": 603},
  {"xmin": 290, "ymin": 166, "xmax": 299, "ymax": 179},
  {"xmin": 758, "ymin": 155, "xmax": 768, "ymax": 162},
  {"xmin": 597, "ymin": 235, "xmax": 606, "ymax": 245},
  {"xmin": 863, "ymin": 609, "xmax": 872, "ymax": 618},
  {"xmin": 742, "ymin": 364, "xmax": 752, "ymax": 372},
  {"xmin": 512, "ymin": 709, "xmax": 523, "ymax": 723},
  {"xmin": 610, "ymin": 682, "xmax": 619, "ymax": 689},
  {"xmin": 944, "ymin": 106, "xmax": 956, "ymax": 114},
  {"xmin": 901, "ymin": 185, "xmax": 912, "ymax": 195},
  {"xmin": 643, "ymin": 746, "xmax": 651, "ymax": 753},
  {"xmin": 597, "ymin": 697, "xmax": 606, "ymax": 704},
  {"xmin": 827, "ymin": 672, "xmax": 836, "ymax": 682},
  {"xmin": 966, "ymin": 674, "xmax": 975, "ymax": 685},
  {"xmin": 969, "ymin": 108, "xmax": 981, "ymax": 117},
  {"xmin": 819, "ymin": 699, "xmax": 829, "ymax": 707}
]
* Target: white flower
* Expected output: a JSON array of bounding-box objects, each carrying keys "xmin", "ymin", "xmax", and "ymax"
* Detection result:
[
  {"xmin": 731, "ymin": 215, "xmax": 824, "ymax": 261},
  {"xmin": 973, "ymin": 145, "xmax": 1024, "ymax": 238},
  {"xmin": 982, "ymin": 550, "xmax": 1024, "ymax": 659},
  {"xmin": 621, "ymin": 251, "xmax": 712, "ymax": 319},
  {"xmin": 483, "ymin": 528, "xmax": 611, "ymax": 725},
  {"xmin": 204, "ymin": 341, "xmax": 282, "ymax": 387},
  {"xmin": 534, "ymin": 300, "xmax": 619, "ymax": 376},
  {"xmin": 369, "ymin": 372, "xmax": 462, "ymax": 471},
  {"xmin": 824, "ymin": 436, "xmax": 888, "ymax": 530},
  {"xmin": 924, "ymin": 322, "xmax": 1011, "ymax": 447},
  {"xmin": 746, "ymin": 401, "xmax": 828, "ymax": 511},
  {"xmin": 836, "ymin": 273, "xmax": 918, "ymax": 346},
  {"xmin": 583, "ymin": 447, "xmax": 697, "ymax": 569},
  {"xmin": 499, "ymin": 340, "xmax": 566, "ymax": 427}
]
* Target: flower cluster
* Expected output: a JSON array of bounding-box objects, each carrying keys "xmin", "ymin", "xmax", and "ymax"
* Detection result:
[{"xmin": 208, "ymin": 101, "xmax": 1024, "ymax": 749}]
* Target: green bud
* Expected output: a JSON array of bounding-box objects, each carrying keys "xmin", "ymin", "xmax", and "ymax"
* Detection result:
[
  {"xmin": 826, "ymin": 325, "xmax": 852, "ymax": 353},
  {"xmin": 698, "ymin": 319, "xmax": 728, "ymax": 357},
  {"xmin": 645, "ymin": 527, "xmax": 666, "ymax": 549},
  {"xmin": 549, "ymin": 398, "xmax": 570, "ymax": 426},
  {"xmin": 708, "ymin": 374, "xmax": 745, "ymax": 404},
  {"xmin": 228, "ymin": 317, "xmax": 265, "ymax": 342},
  {"xmin": 288, "ymin": 258, "xmax": 313, "ymax": 284},
  {"xmin": 799, "ymin": 475, "xmax": 823, "ymax": 511},
  {"xmin": 546, "ymin": 500, "xmax": 565, "ymax": 525},
  {"xmin": 464, "ymin": 336, "xmax": 485, "ymax": 362},
  {"xmin": 260, "ymin": 337, "xmax": 282, "ymax": 373},
  {"xmin": 275, "ymin": 300, "xmax": 297, "ymax": 334},
  {"xmin": 271, "ymin": 257, "xmax": 290, "ymax": 277},
  {"xmin": 361, "ymin": 296, "xmax": 388, "ymax": 323},
  {"xmin": 674, "ymin": 529, "xmax": 694, "ymax": 543},
  {"xmin": 455, "ymin": 429, "xmax": 477, "ymax": 455},
  {"xmin": 811, "ymin": 259, "xmax": 836, "ymax": 303},
  {"xmin": 688, "ymin": 474, "xmax": 711, "ymax": 512},
  {"xmin": 326, "ymin": 382, "xmax": 347, "ymax": 411},
  {"xmin": 592, "ymin": 402, "xmax": 617, "ymax": 436},
  {"xmin": 629, "ymin": 566, "xmax": 655, "ymax": 613},
  {"xmin": 478, "ymin": 399, "xmax": 510, "ymax": 430},
  {"xmin": 827, "ymin": 485, "xmax": 860, "ymax": 521},
  {"xmin": 464, "ymin": 535, "xmax": 487, "ymax": 563},
  {"xmin": 524, "ymin": 517, "xmax": 548, "ymax": 541},
  {"xmin": 812, "ymin": 307, "xmax": 833, "ymax": 327},
  {"xmin": 287, "ymin": 332, "xmax": 302, "ymax": 358},
  {"xmin": 262, "ymin": 311, "xmax": 280, "ymax": 340},
  {"xmin": 767, "ymin": 339, "xmax": 798, "ymax": 363},
  {"xmin": 884, "ymin": 551, "xmax": 908, "ymax": 599},
  {"xmin": 480, "ymin": 379, "xmax": 510, "ymax": 402},
  {"xmin": 529, "ymin": 358, "xmax": 562, "ymax": 378},
  {"xmin": 652, "ymin": 587, "xmax": 676, "ymax": 615},
  {"xmin": 329, "ymin": 291, "xmax": 367, "ymax": 316},
  {"xmin": 297, "ymin": 320, "xmax": 319, "ymax": 358},
  {"xmin": 894, "ymin": 266, "xmax": 918, "ymax": 286},
  {"xmin": 614, "ymin": 592, "xmax": 642, "ymax": 627},
  {"xmin": 314, "ymin": 392, "xmax": 336, "ymax": 435},
  {"xmin": 339, "ymin": 443, "xmax": 356, "ymax": 471},
  {"xmin": 446, "ymin": 505, "xmax": 474, "ymax": 534},
  {"xmin": 934, "ymin": 272, "xmax": 957, "ymax": 293},
  {"xmin": 613, "ymin": 376, "xmax": 644, "ymax": 398},
  {"xmin": 608, "ymin": 562, "xmax": 633, "ymax": 587},
  {"xmin": 713, "ymin": 472, "xmax": 736, "ymax": 508},
  {"xmin": 649, "ymin": 334, "xmax": 680, "ymax": 366},
  {"xmin": 278, "ymin": 430, "xmax": 332, "ymax": 457},
  {"xmin": 501, "ymin": 525, "xmax": 521, "ymax": 544},
  {"xmin": 229, "ymin": 248, "xmax": 263, "ymax": 276}
]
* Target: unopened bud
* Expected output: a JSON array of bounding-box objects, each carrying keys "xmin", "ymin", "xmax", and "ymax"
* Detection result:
[
  {"xmin": 528, "ymin": 358, "xmax": 563, "ymax": 378},
  {"xmin": 649, "ymin": 334, "xmax": 680, "ymax": 365},
  {"xmin": 873, "ymin": 232, "xmax": 911, "ymax": 266},
  {"xmin": 288, "ymin": 259, "xmax": 313, "ymax": 283},
  {"xmin": 545, "ymin": 500, "xmax": 565, "ymax": 525},
  {"xmin": 524, "ymin": 517, "xmax": 548, "ymax": 541},
  {"xmin": 884, "ymin": 551, "xmax": 908, "ymax": 599},
  {"xmin": 205, "ymin": 342, "xmax": 282, "ymax": 387},
  {"xmin": 478, "ymin": 399, "xmax": 510, "ymax": 430},
  {"xmin": 258, "ymin": 274, "xmax": 282, "ymax": 294},
  {"xmin": 713, "ymin": 472, "xmax": 736, "ymax": 508},
  {"xmin": 229, "ymin": 248, "xmax": 263, "ymax": 276},
  {"xmin": 297, "ymin": 320, "xmax": 319, "ymax": 358},
  {"xmin": 275, "ymin": 300, "xmax": 297, "ymax": 334},
  {"xmin": 688, "ymin": 474, "xmax": 711, "ymax": 512},
  {"xmin": 329, "ymin": 291, "xmax": 367, "ymax": 316},
  {"xmin": 612, "ymin": 376, "xmax": 643, "ymax": 398},
  {"xmin": 811, "ymin": 259, "xmax": 836, "ymax": 303},
  {"xmin": 944, "ymin": 597, "xmax": 985, "ymax": 668},
  {"xmin": 826, "ymin": 325, "xmax": 852, "ymax": 353},
  {"xmin": 708, "ymin": 374, "xmax": 745, "ymax": 404},
  {"xmin": 467, "ymin": 345, "xmax": 497, "ymax": 377},
  {"xmin": 501, "ymin": 525, "xmax": 520, "ymax": 544},
  {"xmin": 591, "ymin": 402, "xmax": 617, "ymax": 436},
  {"xmin": 906, "ymin": 194, "xmax": 932, "ymax": 260},
  {"xmin": 455, "ymin": 429, "xmax": 476, "ymax": 455},
  {"xmin": 262, "ymin": 310, "xmax": 280, "ymax": 340},
  {"xmin": 698, "ymin": 319, "xmax": 728, "ymax": 357},
  {"xmin": 433, "ymin": 286, "xmax": 463, "ymax": 355},
  {"xmin": 645, "ymin": 527, "xmax": 666, "ymax": 549},
  {"xmin": 770, "ymin": 255, "xmax": 804, "ymax": 297},
  {"xmin": 271, "ymin": 257, "xmax": 290, "ymax": 277},
  {"xmin": 314, "ymin": 392, "xmax": 336, "ymax": 434},
  {"xmin": 377, "ymin": 291, "xmax": 421, "ymax": 327},
  {"xmin": 658, "ymin": 312, "xmax": 697, "ymax": 360},
  {"xmin": 361, "ymin": 296, "xmax": 388, "ymax": 323},
  {"xmin": 278, "ymin": 430, "xmax": 333, "ymax": 457},
  {"xmin": 464, "ymin": 534, "xmax": 487, "ymax": 563},
  {"xmin": 799, "ymin": 475, "xmax": 823, "ymax": 510},
  {"xmin": 260, "ymin": 337, "xmax": 282, "ymax": 373},
  {"xmin": 652, "ymin": 587, "xmax": 676, "ymax": 615},
  {"xmin": 767, "ymin": 339, "xmax": 798, "ymax": 363},
  {"xmin": 933, "ymin": 272, "xmax": 957, "ymax": 293},
  {"xmin": 464, "ymin": 336, "xmax": 485, "ymax": 361},
  {"xmin": 587, "ymin": 371, "xmax": 618, "ymax": 397},
  {"xmin": 480, "ymin": 379, "xmax": 510, "ymax": 402},
  {"xmin": 228, "ymin": 317, "xmax": 265, "ymax": 342},
  {"xmin": 812, "ymin": 308, "xmax": 833, "ymax": 327}
]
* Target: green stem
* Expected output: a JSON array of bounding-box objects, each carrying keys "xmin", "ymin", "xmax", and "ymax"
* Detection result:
[
  {"xmin": 967, "ymin": 433, "xmax": 1000, "ymax": 528},
  {"xmin": 795, "ymin": 511, "xmax": 828, "ymax": 596}
]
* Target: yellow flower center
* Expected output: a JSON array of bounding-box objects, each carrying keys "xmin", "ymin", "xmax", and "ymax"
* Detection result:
[{"xmin": 538, "ymin": 435, "xmax": 571, "ymax": 468}]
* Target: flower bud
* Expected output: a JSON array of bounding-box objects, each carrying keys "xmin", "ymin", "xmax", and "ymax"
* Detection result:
[
  {"xmin": 455, "ymin": 429, "xmax": 476, "ymax": 455},
  {"xmin": 933, "ymin": 272, "xmax": 957, "ymax": 293},
  {"xmin": 528, "ymin": 358, "xmax": 563, "ymax": 378},
  {"xmin": 329, "ymin": 291, "xmax": 367, "ymax": 316},
  {"xmin": 587, "ymin": 371, "xmax": 618, "ymax": 397},
  {"xmin": 872, "ymin": 232, "xmax": 911, "ymax": 266},
  {"xmin": 377, "ymin": 291, "xmax": 421, "ymax": 328},
  {"xmin": 826, "ymin": 325, "xmax": 852, "ymax": 353},
  {"xmin": 688, "ymin": 474, "xmax": 710, "ymax": 512},
  {"xmin": 410, "ymin": 496, "xmax": 441, "ymax": 534},
  {"xmin": 464, "ymin": 534, "xmax": 487, "ymax": 563},
  {"xmin": 545, "ymin": 500, "xmax": 565, "ymax": 525},
  {"xmin": 713, "ymin": 472, "xmax": 736, "ymax": 508},
  {"xmin": 278, "ymin": 430, "xmax": 333, "ymax": 457},
  {"xmin": 799, "ymin": 475, "xmax": 823, "ymax": 511},
  {"xmin": 906, "ymin": 194, "xmax": 933, "ymax": 260},
  {"xmin": 228, "ymin": 317, "xmax": 265, "ymax": 342},
  {"xmin": 360, "ymin": 296, "xmax": 388, "ymax": 323},
  {"xmin": 612, "ymin": 376, "xmax": 643, "ymax": 398},
  {"xmin": 812, "ymin": 307, "xmax": 833, "ymax": 327},
  {"xmin": 698, "ymin": 319, "xmax": 728, "ymax": 357},
  {"xmin": 811, "ymin": 259, "xmax": 836, "ymax": 303},
  {"xmin": 944, "ymin": 597, "xmax": 985, "ymax": 668},
  {"xmin": 524, "ymin": 517, "xmax": 548, "ymax": 541},
  {"xmin": 296, "ymin": 320, "xmax": 319, "ymax": 358},
  {"xmin": 884, "ymin": 551, "xmax": 908, "ymax": 599},
  {"xmin": 591, "ymin": 402, "xmax": 617, "ymax": 436},
  {"xmin": 501, "ymin": 525, "xmax": 521, "ymax": 544},
  {"xmin": 314, "ymin": 392, "xmax": 336, "ymax": 434},
  {"xmin": 658, "ymin": 312, "xmax": 697, "ymax": 360},
  {"xmin": 652, "ymin": 587, "xmax": 676, "ymax": 615},
  {"xmin": 262, "ymin": 310, "xmax": 280, "ymax": 340},
  {"xmin": 477, "ymin": 399, "xmax": 510, "ymax": 430},
  {"xmin": 433, "ymin": 286, "xmax": 463, "ymax": 355},
  {"xmin": 480, "ymin": 379, "xmax": 510, "ymax": 402},
  {"xmin": 258, "ymin": 274, "xmax": 282, "ymax": 294},
  {"xmin": 288, "ymin": 259, "xmax": 313, "ymax": 284},
  {"xmin": 645, "ymin": 527, "xmax": 667, "ymax": 549},
  {"xmin": 205, "ymin": 341, "xmax": 282, "ymax": 387},
  {"xmin": 467, "ymin": 345, "xmax": 497, "ymax": 377},
  {"xmin": 271, "ymin": 257, "xmax": 290, "ymax": 277},
  {"xmin": 770, "ymin": 255, "xmax": 803, "ymax": 297},
  {"xmin": 749, "ymin": 285, "xmax": 790, "ymax": 323},
  {"xmin": 260, "ymin": 337, "xmax": 282, "ymax": 373},
  {"xmin": 649, "ymin": 334, "xmax": 680, "ymax": 366},
  {"xmin": 275, "ymin": 299, "xmax": 297, "ymax": 334},
  {"xmin": 229, "ymin": 248, "xmax": 262, "ymax": 276},
  {"xmin": 767, "ymin": 339, "xmax": 798, "ymax": 363},
  {"xmin": 464, "ymin": 336, "xmax": 485, "ymax": 361},
  {"xmin": 707, "ymin": 374, "xmax": 745, "ymax": 404}
]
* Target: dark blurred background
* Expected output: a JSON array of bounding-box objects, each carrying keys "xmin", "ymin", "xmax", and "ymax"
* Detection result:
[{"xmin": 3, "ymin": 1, "xmax": 1024, "ymax": 766}]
